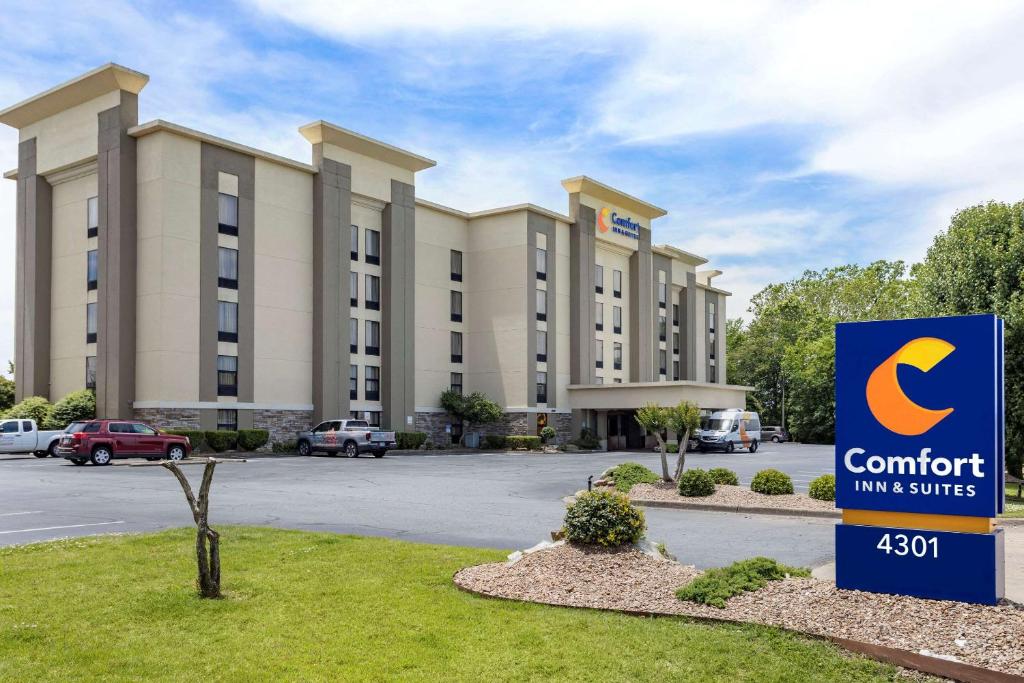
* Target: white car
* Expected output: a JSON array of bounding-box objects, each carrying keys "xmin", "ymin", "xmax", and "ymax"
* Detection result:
[{"xmin": 0, "ymin": 418, "xmax": 64, "ymax": 458}]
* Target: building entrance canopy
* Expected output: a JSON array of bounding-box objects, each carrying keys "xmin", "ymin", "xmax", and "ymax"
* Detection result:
[{"xmin": 566, "ymin": 380, "xmax": 751, "ymax": 412}]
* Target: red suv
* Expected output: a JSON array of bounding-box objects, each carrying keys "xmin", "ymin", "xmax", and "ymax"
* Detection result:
[{"xmin": 58, "ymin": 419, "xmax": 191, "ymax": 466}]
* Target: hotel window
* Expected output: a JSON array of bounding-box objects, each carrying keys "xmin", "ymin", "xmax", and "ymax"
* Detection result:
[
  {"xmin": 350, "ymin": 225, "xmax": 359, "ymax": 261},
  {"xmin": 350, "ymin": 365, "xmax": 358, "ymax": 400},
  {"xmin": 365, "ymin": 274, "xmax": 380, "ymax": 310},
  {"xmin": 450, "ymin": 290, "xmax": 463, "ymax": 323},
  {"xmin": 673, "ymin": 303, "xmax": 679, "ymax": 327},
  {"xmin": 536, "ymin": 289, "xmax": 546, "ymax": 321},
  {"xmin": 536, "ymin": 371, "xmax": 547, "ymax": 404},
  {"xmin": 451, "ymin": 331, "xmax": 463, "ymax": 363},
  {"xmin": 365, "ymin": 228, "xmax": 381, "ymax": 265},
  {"xmin": 87, "ymin": 249, "xmax": 98, "ymax": 291},
  {"xmin": 218, "ymin": 301, "xmax": 238, "ymax": 342},
  {"xmin": 673, "ymin": 332, "xmax": 680, "ymax": 354},
  {"xmin": 613, "ymin": 306, "xmax": 622, "ymax": 334},
  {"xmin": 366, "ymin": 412, "xmax": 381, "ymax": 427},
  {"xmin": 595, "ymin": 264, "xmax": 604, "ymax": 294},
  {"xmin": 659, "ymin": 315, "xmax": 667, "ymax": 342},
  {"xmin": 87, "ymin": 196, "xmax": 98, "ymax": 238},
  {"xmin": 86, "ymin": 302, "xmax": 97, "ymax": 343},
  {"xmin": 218, "ymin": 193, "xmax": 238, "ymax": 236},
  {"xmin": 708, "ymin": 302, "xmax": 716, "ymax": 333},
  {"xmin": 709, "ymin": 363, "xmax": 717, "ymax": 383},
  {"xmin": 451, "ymin": 249, "xmax": 463, "ymax": 282},
  {"xmin": 595, "ymin": 376, "xmax": 603, "ymax": 385},
  {"xmin": 349, "ymin": 318, "xmax": 358, "ymax": 353},
  {"xmin": 595, "ymin": 339, "xmax": 604, "ymax": 369},
  {"xmin": 595, "ymin": 303, "xmax": 603, "ymax": 331},
  {"xmin": 217, "ymin": 355, "xmax": 238, "ymax": 396},
  {"xmin": 614, "ymin": 377, "xmax": 622, "ymax": 384},
  {"xmin": 365, "ymin": 320, "xmax": 380, "ymax": 356},
  {"xmin": 217, "ymin": 409, "xmax": 238, "ymax": 431},
  {"xmin": 673, "ymin": 360, "xmax": 680, "ymax": 381},
  {"xmin": 658, "ymin": 282, "xmax": 667, "ymax": 309},
  {"xmin": 535, "ymin": 247, "xmax": 547, "ymax": 281},
  {"xmin": 613, "ymin": 342, "xmax": 622, "ymax": 370},
  {"xmin": 536, "ymin": 330, "xmax": 547, "ymax": 362},
  {"xmin": 85, "ymin": 356, "xmax": 96, "ymax": 391},
  {"xmin": 660, "ymin": 350, "xmax": 668, "ymax": 377},
  {"xmin": 613, "ymin": 269, "xmax": 622, "ymax": 298},
  {"xmin": 218, "ymin": 247, "xmax": 238, "ymax": 289},
  {"xmin": 350, "ymin": 271, "xmax": 358, "ymax": 307},
  {"xmin": 450, "ymin": 372, "xmax": 463, "ymax": 395},
  {"xmin": 365, "ymin": 366, "xmax": 380, "ymax": 401}
]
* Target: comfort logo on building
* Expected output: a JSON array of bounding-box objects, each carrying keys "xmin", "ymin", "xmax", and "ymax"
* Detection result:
[
  {"xmin": 596, "ymin": 207, "xmax": 640, "ymax": 240},
  {"xmin": 597, "ymin": 207, "xmax": 612, "ymax": 233},
  {"xmin": 865, "ymin": 337, "xmax": 955, "ymax": 436}
]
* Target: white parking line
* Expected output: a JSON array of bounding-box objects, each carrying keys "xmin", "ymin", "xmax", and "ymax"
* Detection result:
[
  {"xmin": 0, "ymin": 511, "xmax": 44, "ymax": 517},
  {"xmin": 0, "ymin": 521, "xmax": 126, "ymax": 535}
]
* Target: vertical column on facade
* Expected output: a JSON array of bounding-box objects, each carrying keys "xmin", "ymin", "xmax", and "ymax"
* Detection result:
[
  {"xmin": 628, "ymin": 226, "xmax": 654, "ymax": 382},
  {"xmin": 568, "ymin": 196, "xmax": 596, "ymax": 385},
  {"xmin": 681, "ymin": 271, "xmax": 697, "ymax": 380},
  {"xmin": 95, "ymin": 94, "xmax": 139, "ymax": 419},
  {"xmin": 14, "ymin": 138, "xmax": 52, "ymax": 401},
  {"xmin": 652, "ymin": 253, "xmax": 672, "ymax": 380},
  {"xmin": 526, "ymin": 212, "xmax": 556, "ymax": 413},
  {"xmin": 198, "ymin": 143, "xmax": 255, "ymax": 429},
  {"xmin": 311, "ymin": 154, "xmax": 352, "ymax": 424},
  {"xmin": 715, "ymin": 292, "xmax": 727, "ymax": 384},
  {"xmin": 382, "ymin": 179, "xmax": 416, "ymax": 431}
]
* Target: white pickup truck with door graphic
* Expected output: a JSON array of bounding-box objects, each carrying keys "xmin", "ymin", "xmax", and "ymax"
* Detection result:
[{"xmin": 296, "ymin": 419, "xmax": 397, "ymax": 458}]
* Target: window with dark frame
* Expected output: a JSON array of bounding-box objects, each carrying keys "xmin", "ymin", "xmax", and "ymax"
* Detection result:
[
  {"xmin": 86, "ymin": 302, "xmax": 97, "ymax": 343},
  {"xmin": 451, "ymin": 249, "xmax": 463, "ymax": 281},
  {"xmin": 87, "ymin": 196, "xmax": 98, "ymax": 238},
  {"xmin": 673, "ymin": 303, "xmax": 679, "ymax": 327},
  {"xmin": 709, "ymin": 363, "xmax": 717, "ymax": 383},
  {"xmin": 218, "ymin": 247, "xmax": 238, "ymax": 289},
  {"xmin": 595, "ymin": 302, "xmax": 603, "ymax": 331},
  {"xmin": 87, "ymin": 249, "xmax": 98, "ymax": 290},
  {"xmin": 536, "ymin": 330, "xmax": 547, "ymax": 362},
  {"xmin": 365, "ymin": 320, "xmax": 380, "ymax": 356},
  {"xmin": 660, "ymin": 349, "xmax": 668, "ymax": 377},
  {"xmin": 535, "ymin": 247, "xmax": 547, "ymax": 280},
  {"xmin": 613, "ymin": 342, "xmax": 622, "ymax": 370},
  {"xmin": 536, "ymin": 289, "xmax": 546, "ymax": 321},
  {"xmin": 218, "ymin": 300, "xmax": 238, "ymax": 342},
  {"xmin": 350, "ymin": 364, "xmax": 358, "ymax": 400},
  {"xmin": 708, "ymin": 302, "xmax": 716, "ymax": 333},
  {"xmin": 450, "ymin": 290, "xmax": 462, "ymax": 322},
  {"xmin": 365, "ymin": 274, "xmax": 380, "ymax": 310},
  {"xmin": 365, "ymin": 228, "xmax": 381, "ymax": 265},
  {"xmin": 218, "ymin": 193, "xmax": 238, "ymax": 236},
  {"xmin": 365, "ymin": 365, "xmax": 380, "ymax": 401},
  {"xmin": 350, "ymin": 225, "xmax": 359, "ymax": 261},
  {"xmin": 595, "ymin": 264, "xmax": 603, "ymax": 294},
  {"xmin": 366, "ymin": 412, "xmax": 381, "ymax": 427},
  {"xmin": 450, "ymin": 331, "xmax": 463, "ymax": 363},
  {"xmin": 350, "ymin": 318, "xmax": 358, "ymax": 353},
  {"xmin": 658, "ymin": 282, "xmax": 667, "ymax": 309},
  {"xmin": 85, "ymin": 356, "xmax": 96, "ymax": 391},
  {"xmin": 350, "ymin": 271, "xmax": 358, "ymax": 307},
  {"xmin": 613, "ymin": 305, "xmax": 622, "ymax": 334},
  {"xmin": 673, "ymin": 360, "xmax": 680, "ymax": 381},
  {"xmin": 217, "ymin": 355, "xmax": 238, "ymax": 396},
  {"xmin": 659, "ymin": 315, "xmax": 667, "ymax": 342},
  {"xmin": 450, "ymin": 372, "xmax": 463, "ymax": 395},
  {"xmin": 217, "ymin": 409, "xmax": 238, "ymax": 431},
  {"xmin": 673, "ymin": 332, "xmax": 680, "ymax": 355},
  {"xmin": 613, "ymin": 269, "xmax": 622, "ymax": 298},
  {"xmin": 595, "ymin": 338, "xmax": 603, "ymax": 369},
  {"xmin": 536, "ymin": 371, "xmax": 547, "ymax": 404}
]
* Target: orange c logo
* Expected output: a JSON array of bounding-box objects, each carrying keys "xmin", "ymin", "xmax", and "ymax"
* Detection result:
[
  {"xmin": 597, "ymin": 207, "xmax": 611, "ymax": 233},
  {"xmin": 865, "ymin": 337, "xmax": 955, "ymax": 436}
]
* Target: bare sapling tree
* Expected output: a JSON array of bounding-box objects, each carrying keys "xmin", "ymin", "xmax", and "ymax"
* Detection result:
[
  {"xmin": 162, "ymin": 459, "xmax": 222, "ymax": 598},
  {"xmin": 668, "ymin": 401, "xmax": 703, "ymax": 481},
  {"xmin": 635, "ymin": 403, "xmax": 671, "ymax": 481}
]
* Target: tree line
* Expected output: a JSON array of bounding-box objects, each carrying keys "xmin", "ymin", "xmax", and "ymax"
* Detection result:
[{"xmin": 727, "ymin": 200, "xmax": 1023, "ymax": 477}]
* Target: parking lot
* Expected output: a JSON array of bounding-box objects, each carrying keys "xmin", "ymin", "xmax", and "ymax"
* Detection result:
[{"xmin": 0, "ymin": 443, "xmax": 838, "ymax": 569}]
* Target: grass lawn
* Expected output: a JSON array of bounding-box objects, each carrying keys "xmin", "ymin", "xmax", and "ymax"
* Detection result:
[
  {"xmin": 0, "ymin": 527, "xmax": 907, "ymax": 682},
  {"xmin": 1003, "ymin": 483, "xmax": 1024, "ymax": 518}
]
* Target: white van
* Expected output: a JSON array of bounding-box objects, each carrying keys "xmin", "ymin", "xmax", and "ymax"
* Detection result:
[{"xmin": 697, "ymin": 409, "xmax": 762, "ymax": 453}]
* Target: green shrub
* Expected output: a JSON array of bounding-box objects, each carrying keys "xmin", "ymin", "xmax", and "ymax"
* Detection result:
[
  {"xmin": 539, "ymin": 425, "xmax": 556, "ymax": 443},
  {"xmin": 572, "ymin": 427, "xmax": 600, "ymax": 450},
  {"xmin": 237, "ymin": 429, "xmax": 270, "ymax": 451},
  {"xmin": 395, "ymin": 432, "xmax": 427, "ymax": 450},
  {"xmin": 204, "ymin": 430, "xmax": 238, "ymax": 452},
  {"xmin": 750, "ymin": 469, "xmax": 794, "ymax": 495},
  {"xmin": 808, "ymin": 474, "xmax": 836, "ymax": 501},
  {"xmin": 164, "ymin": 430, "xmax": 207, "ymax": 452},
  {"xmin": 45, "ymin": 390, "xmax": 95, "ymax": 429},
  {"xmin": 606, "ymin": 462, "xmax": 659, "ymax": 493},
  {"xmin": 3, "ymin": 396, "xmax": 54, "ymax": 426},
  {"xmin": 506, "ymin": 435, "xmax": 542, "ymax": 450},
  {"xmin": 666, "ymin": 443, "xmax": 679, "ymax": 453},
  {"xmin": 481, "ymin": 435, "xmax": 506, "ymax": 450},
  {"xmin": 708, "ymin": 467, "xmax": 739, "ymax": 486},
  {"xmin": 676, "ymin": 557, "xmax": 811, "ymax": 608},
  {"xmin": 272, "ymin": 440, "xmax": 298, "ymax": 454},
  {"xmin": 677, "ymin": 468, "xmax": 716, "ymax": 497},
  {"xmin": 563, "ymin": 491, "xmax": 645, "ymax": 547}
]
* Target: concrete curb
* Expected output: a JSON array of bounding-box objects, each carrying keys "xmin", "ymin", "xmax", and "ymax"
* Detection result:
[
  {"xmin": 630, "ymin": 498, "xmax": 841, "ymax": 520},
  {"xmin": 452, "ymin": 574, "xmax": 1020, "ymax": 683}
]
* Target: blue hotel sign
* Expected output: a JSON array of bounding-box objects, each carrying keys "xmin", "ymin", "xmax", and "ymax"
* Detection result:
[{"xmin": 835, "ymin": 314, "xmax": 1005, "ymax": 604}]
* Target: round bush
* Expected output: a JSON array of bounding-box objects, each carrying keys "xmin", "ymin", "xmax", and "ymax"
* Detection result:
[
  {"xmin": 607, "ymin": 462, "xmax": 659, "ymax": 492},
  {"xmin": 540, "ymin": 425, "xmax": 556, "ymax": 443},
  {"xmin": 750, "ymin": 468, "xmax": 794, "ymax": 495},
  {"xmin": 677, "ymin": 468, "xmax": 716, "ymax": 497},
  {"xmin": 237, "ymin": 429, "xmax": 270, "ymax": 452},
  {"xmin": 45, "ymin": 390, "xmax": 95, "ymax": 429},
  {"xmin": 707, "ymin": 467, "xmax": 739, "ymax": 486},
  {"xmin": 3, "ymin": 396, "xmax": 54, "ymax": 426},
  {"xmin": 808, "ymin": 473, "xmax": 836, "ymax": 501},
  {"xmin": 563, "ymin": 491, "xmax": 645, "ymax": 547}
]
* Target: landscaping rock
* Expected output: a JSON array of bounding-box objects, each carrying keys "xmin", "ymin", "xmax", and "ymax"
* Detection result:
[{"xmin": 630, "ymin": 482, "xmax": 836, "ymax": 514}]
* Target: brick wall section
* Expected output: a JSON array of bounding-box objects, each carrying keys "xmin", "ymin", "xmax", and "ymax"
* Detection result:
[
  {"xmin": 254, "ymin": 409, "xmax": 313, "ymax": 446},
  {"xmin": 134, "ymin": 408, "xmax": 201, "ymax": 429},
  {"xmin": 414, "ymin": 411, "xmax": 573, "ymax": 446}
]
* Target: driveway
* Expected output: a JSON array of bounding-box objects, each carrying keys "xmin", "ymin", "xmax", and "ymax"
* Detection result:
[{"xmin": 0, "ymin": 443, "xmax": 839, "ymax": 569}]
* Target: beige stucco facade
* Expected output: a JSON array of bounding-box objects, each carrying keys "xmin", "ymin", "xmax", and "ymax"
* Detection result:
[{"xmin": 3, "ymin": 64, "xmax": 747, "ymax": 445}]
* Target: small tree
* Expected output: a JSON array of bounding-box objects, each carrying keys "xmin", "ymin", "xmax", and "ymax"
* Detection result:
[
  {"xmin": 667, "ymin": 400, "xmax": 702, "ymax": 480},
  {"xmin": 635, "ymin": 403, "xmax": 671, "ymax": 481},
  {"xmin": 440, "ymin": 390, "xmax": 502, "ymax": 445},
  {"xmin": 162, "ymin": 459, "xmax": 222, "ymax": 598}
]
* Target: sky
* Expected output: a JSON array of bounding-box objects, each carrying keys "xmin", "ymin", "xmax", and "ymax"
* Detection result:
[{"xmin": 2, "ymin": 0, "xmax": 1024, "ymax": 376}]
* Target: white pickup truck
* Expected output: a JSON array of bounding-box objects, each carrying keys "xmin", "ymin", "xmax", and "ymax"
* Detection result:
[
  {"xmin": 296, "ymin": 419, "xmax": 397, "ymax": 458},
  {"xmin": 0, "ymin": 418, "xmax": 64, "ymax": 457}
]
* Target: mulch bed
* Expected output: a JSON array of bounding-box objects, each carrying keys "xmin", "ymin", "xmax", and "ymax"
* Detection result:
[
  {"xmin": 628, "ymin": 482, "xmax": 838, "ymax": 514},
  {"xmin": 455, "ymin": 544, "xmax": 1024, "ymax": 678}
]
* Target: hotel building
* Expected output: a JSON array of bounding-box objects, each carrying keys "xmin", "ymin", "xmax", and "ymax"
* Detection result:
[{"xmin": 2, "ymin": 64, "xmax": 748, "ymax": 446}]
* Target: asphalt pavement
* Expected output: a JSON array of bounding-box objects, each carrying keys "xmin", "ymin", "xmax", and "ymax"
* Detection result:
[{"xmin": 0, "ymin": 443, "xmax": 840, "ymax": 569}]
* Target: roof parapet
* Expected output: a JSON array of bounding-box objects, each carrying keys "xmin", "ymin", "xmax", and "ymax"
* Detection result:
[
  {"xmin": 299, "ymin": 120, "xmax": 436, "ymax": 173},
  {"xmin": 561, "ymin": 175, "xmax": 667, "ymax": 220}
]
